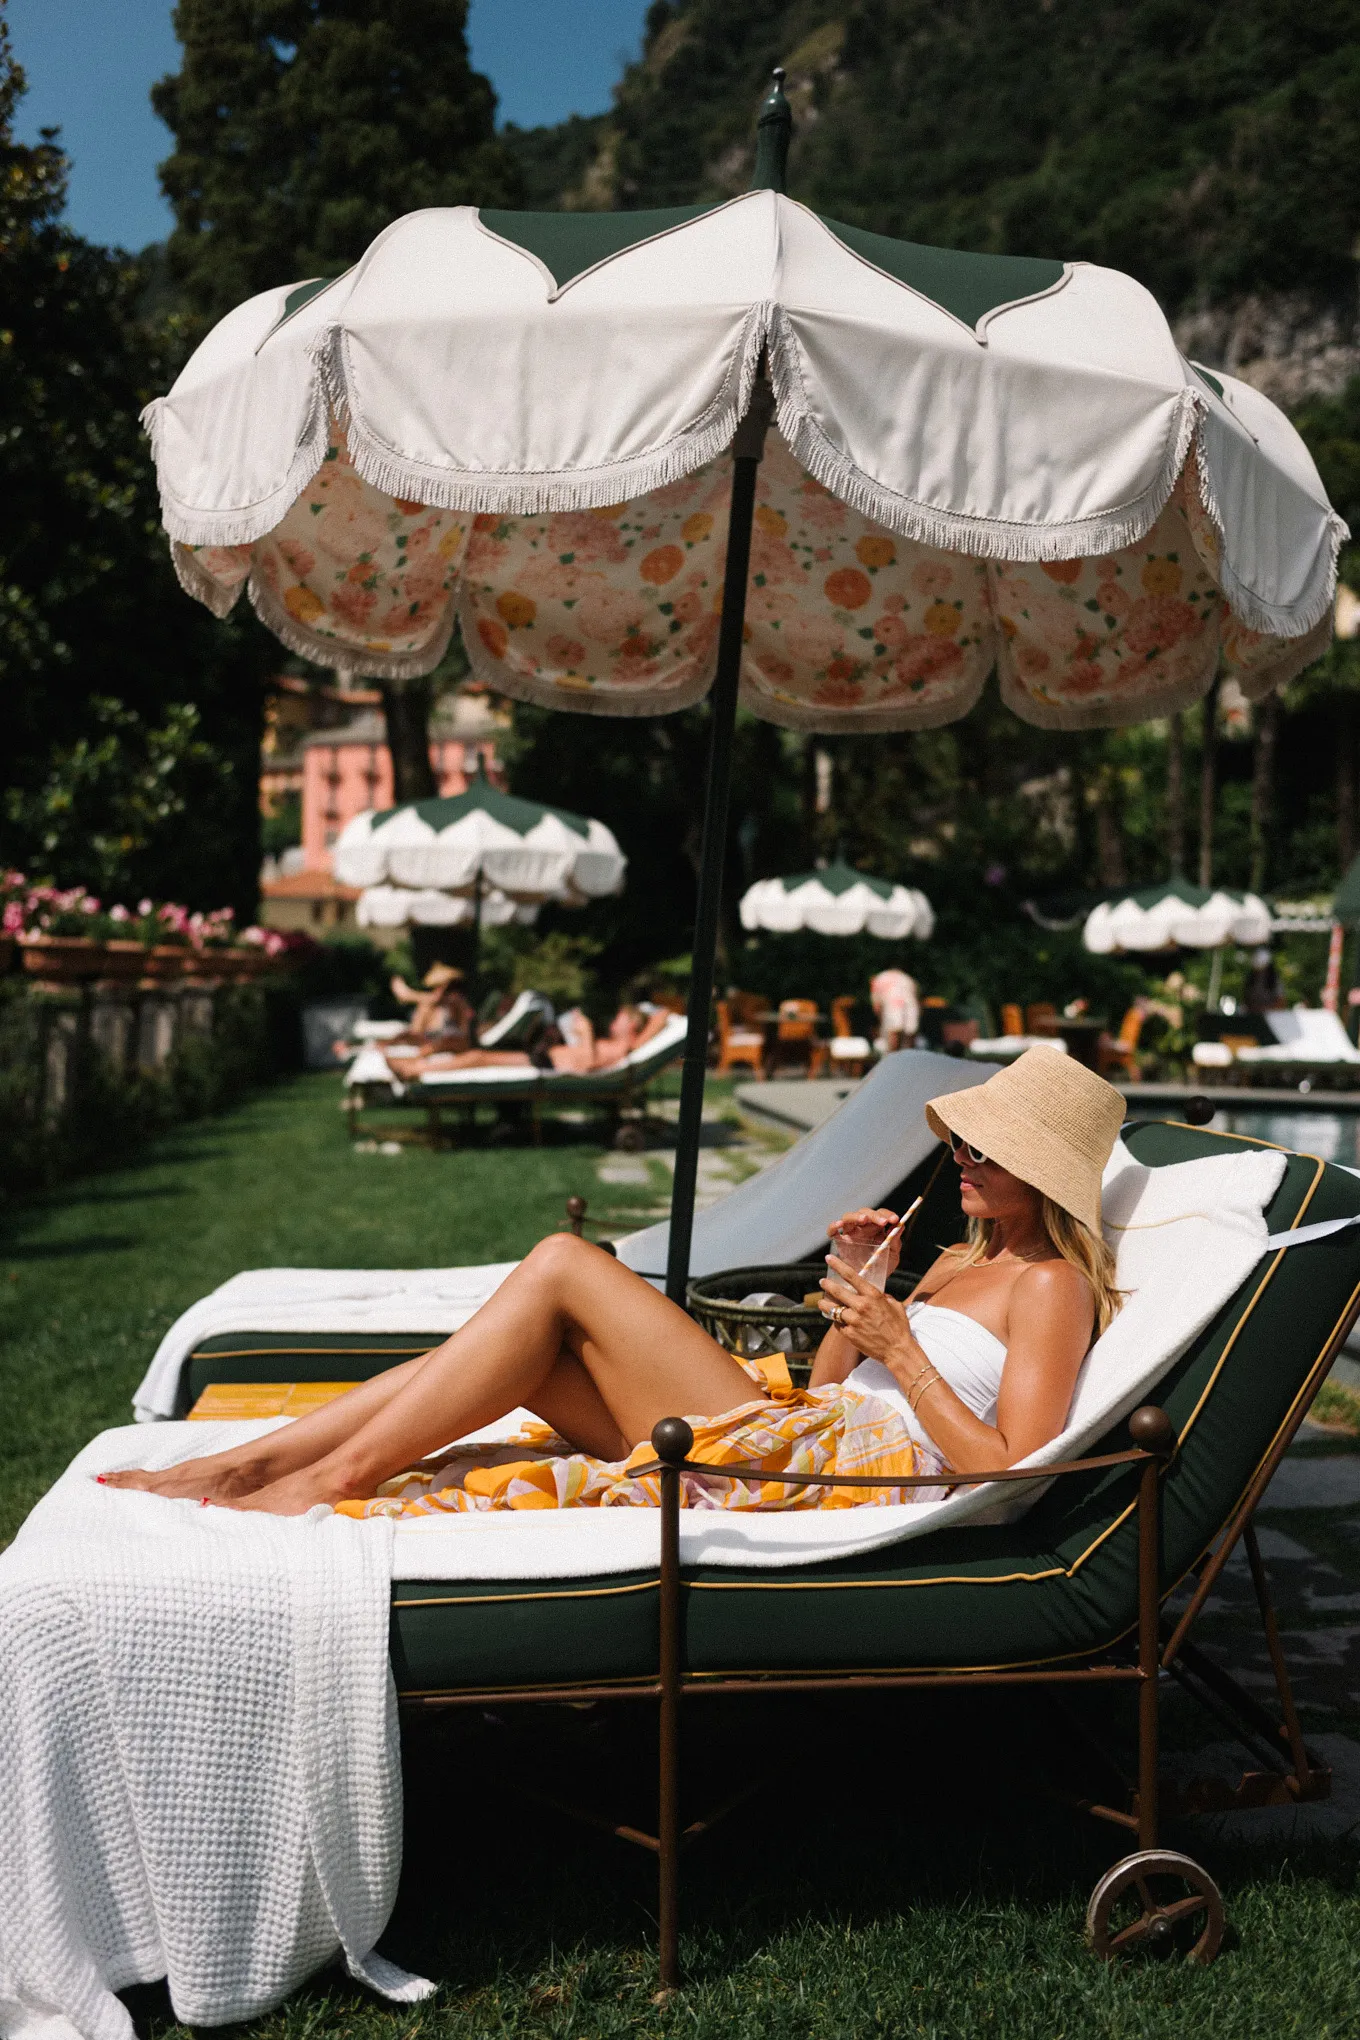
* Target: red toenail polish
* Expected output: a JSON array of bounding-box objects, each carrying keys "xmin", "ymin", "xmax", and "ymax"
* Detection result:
[{"xmin": 96, "ymin": 1475, "xmax": 106, "ymax": 1484}]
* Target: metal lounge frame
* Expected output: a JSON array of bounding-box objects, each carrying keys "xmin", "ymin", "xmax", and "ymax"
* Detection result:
[{"xmin": 402, "ymin": 1251, "xmax": 1358, "ymax": 1987}]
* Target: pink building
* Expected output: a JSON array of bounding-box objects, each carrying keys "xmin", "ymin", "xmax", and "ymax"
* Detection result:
[
  {"xmin": 261, "ymin": 692, "xmax": 508, "ymax": 938},
  {"xmin": 300, "ymin": 697, "xmax": 506, "ymax": 871}
]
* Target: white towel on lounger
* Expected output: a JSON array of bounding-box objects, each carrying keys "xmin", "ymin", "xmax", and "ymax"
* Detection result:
[{"xmin": 0, "ymin": 1424, "xmax": 432, "ymax": 2040}]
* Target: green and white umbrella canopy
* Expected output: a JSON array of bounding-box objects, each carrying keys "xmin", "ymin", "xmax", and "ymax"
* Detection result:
[
  {"xmin": 1083, "ymin": 877, "xmax": 1271, "ymax": 954},
  {"xmin": 740, "ymin": 860, "xmax": 933, "ymax": 939},
  {"xmin": 355, "ymin": 882, "xmax": 538, "ymax": 931},
  {"xmin": 333, "ymin": 784, "xmax": 626, "ymax": 906},
  {"xmin": 146, "ymin": 187, "xmax": 1342, "ymax": 731}
]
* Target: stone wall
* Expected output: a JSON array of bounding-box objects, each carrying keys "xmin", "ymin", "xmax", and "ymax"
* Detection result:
[{"xmin": 0, "ymin": 975, "xmax": 278, "ymax": 1191}]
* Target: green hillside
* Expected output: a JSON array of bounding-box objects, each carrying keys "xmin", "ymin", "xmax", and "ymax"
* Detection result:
[{"xmin": 507, "ymin": 0, "xmax": 1360, "ymax": 316}]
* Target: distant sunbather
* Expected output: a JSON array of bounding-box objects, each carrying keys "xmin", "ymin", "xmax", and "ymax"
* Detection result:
[
  {"xmin": 106, "ymin": 1050, "xmax": 1126, "ymax": 1517},
  {"xmin": 408, "ymin": 1004, "xmax": 669, "ymax": 1077}
]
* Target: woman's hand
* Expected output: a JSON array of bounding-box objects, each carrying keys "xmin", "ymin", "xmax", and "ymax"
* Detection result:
[
  {"xmin": 827, "ymin": 1207, "xmax": 903, "ymax": 1277},
  {"xmin": 820, "ymin": 1255, "xmax": 912, "ymax": 1365}
]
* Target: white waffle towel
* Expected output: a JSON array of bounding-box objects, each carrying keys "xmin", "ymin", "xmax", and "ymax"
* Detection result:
[{"xmin": 0, "ymin": 1423, "xmax": 432, "ymax": 2040}]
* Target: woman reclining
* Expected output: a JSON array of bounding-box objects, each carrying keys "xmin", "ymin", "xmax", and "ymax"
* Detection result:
[
  {"xmin": 105, "ymin": 1049, "xmax": 1125, "ymax": 1516},
  {"xmin": 406, "ymin": 1003, "xmax": 670, "ymax": 1077}
]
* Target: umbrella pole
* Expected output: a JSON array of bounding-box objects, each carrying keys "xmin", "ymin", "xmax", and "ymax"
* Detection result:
[
  {"xmin": 665, "ymin": 380, "xmax": 775, "ymax": 1305},
  {"xmin": 469, "ymin": 870, "xmax": 484, "ymax": 1043}
]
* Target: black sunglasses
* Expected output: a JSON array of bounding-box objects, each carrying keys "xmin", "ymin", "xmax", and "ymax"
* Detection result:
[{"xmin": 949, "ymin": 1135, "xmax": 989, "ymax": 1166}]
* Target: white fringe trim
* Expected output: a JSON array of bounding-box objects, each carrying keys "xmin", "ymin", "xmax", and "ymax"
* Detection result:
[
  {"xmin": 247, "ymin": 573, "xmax": 457, "ymax": 681},
  {"xmin": 459, "ymin": 587, "xmax": 718, "ymax": 717},
  {"xmin": 1192, "ymin": 429, "xmax": 1346, "ymax": 639},
  {"xmin": 767, "ymin": 313, "xmax": 1202, "ymax": 563},
  {"xmin": 141, "ymin": 386, "xmax": 334, "ymax": 550},
  {"xmin": 170, "ymin": 540, "xmax": 245, "ymax": 619},
  {"xmin": 311, "ymin": 313, "xmax": 768, "ymax": 516}
]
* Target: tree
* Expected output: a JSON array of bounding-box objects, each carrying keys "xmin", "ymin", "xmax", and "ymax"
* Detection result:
[
  {"xmin": 0, "ymin": 7, "xmax": 269, "ymax": 913},
  {"xmin": 152, "ymin": 0, "xmax": 523, "ymax": 794},
  {"xmin": 154, "ymin": 0, "xmax": 522, "ymax": 321}
]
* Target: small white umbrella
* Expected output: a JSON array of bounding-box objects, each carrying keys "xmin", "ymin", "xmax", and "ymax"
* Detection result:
[
  {"xmin": 740, "ymin": 860, "xmax": 933, "ymax": 939},
  {"xmin": 1083, "ymin": 879, "xmax": 1272, "ymax": 953},
  {"xmin": 333, "ymin": 782, "xmax": 626, "ymax": 905},
  {"xmin": 356, "ymin": 883, "xmax": 537, "ymax": 929}
]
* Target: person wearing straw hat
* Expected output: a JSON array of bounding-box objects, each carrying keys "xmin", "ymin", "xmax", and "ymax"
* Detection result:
[
  {"xmin": 811, "ymin": 1047, "xmax": 1126, "ymax": 1482},
  {"xmin": 105, "ymin": 1048, "xmax": 1126, "ymax": 1516}
]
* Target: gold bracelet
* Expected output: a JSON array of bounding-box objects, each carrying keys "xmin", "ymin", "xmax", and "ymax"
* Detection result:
[{"xmin": 907, "ymin": 1365, "xmax": 941, "ymax": 1412}]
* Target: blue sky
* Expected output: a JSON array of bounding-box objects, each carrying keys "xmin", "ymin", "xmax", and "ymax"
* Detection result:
[{"xmin": 6, "ymin": 0, "xmax": 648, "ymax": 251}]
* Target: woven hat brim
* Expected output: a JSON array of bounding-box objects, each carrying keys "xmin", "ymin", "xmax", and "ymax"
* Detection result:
[{"xmin": 925, "ymin": 1058, "xmax": 1124, "ymax": 1235}]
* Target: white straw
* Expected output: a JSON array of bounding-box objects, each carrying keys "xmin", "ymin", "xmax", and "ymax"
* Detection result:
[{"xmin": 860, "ymin": 1194, "xmax": 922, "ymax": 1282}]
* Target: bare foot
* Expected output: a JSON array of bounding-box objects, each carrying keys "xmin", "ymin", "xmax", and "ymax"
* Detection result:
[
  {"xmin": 220, "ymin": 1461, "xmax": 357, "ymax": 1516},
  {"xmin": 101, "ymin": 1454, "xmax": 270, "ymax": 1502}
]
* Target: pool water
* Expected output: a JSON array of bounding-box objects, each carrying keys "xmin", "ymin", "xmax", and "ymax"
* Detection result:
[{"xmin": 1208, "ymin": 1109, "xmax": 1360, "ymax": 1169}]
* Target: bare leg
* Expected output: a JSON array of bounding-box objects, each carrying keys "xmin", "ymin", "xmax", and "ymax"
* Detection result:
[
  {"xmin": 102, "ymin": 1353, "xmax": 435, "ymax": 1500},
  {"xmin": 226, "ymin": 1234, "xmax": 754, "ymax": 1514}
]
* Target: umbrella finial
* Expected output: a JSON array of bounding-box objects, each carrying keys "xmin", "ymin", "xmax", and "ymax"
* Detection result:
[{"xmin": 751, "ymin": 67, "xmax": 792, "ymax": 193}]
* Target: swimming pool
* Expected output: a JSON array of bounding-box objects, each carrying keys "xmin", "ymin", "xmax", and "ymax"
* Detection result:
[{"xmin": 1207, "ymin": 1109, "xmax": 1360, "ymax": 1169}]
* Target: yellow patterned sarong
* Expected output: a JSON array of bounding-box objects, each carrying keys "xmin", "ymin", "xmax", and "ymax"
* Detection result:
[{"xmin": 335, "ymin": 1360, "xmax": 944, "ymax": 1519}]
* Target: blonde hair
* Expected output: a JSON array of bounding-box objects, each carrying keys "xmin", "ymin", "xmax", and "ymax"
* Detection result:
[{"xmin": 948, "ymin": 1198, "xmax": 1124, "ymax": 1338}]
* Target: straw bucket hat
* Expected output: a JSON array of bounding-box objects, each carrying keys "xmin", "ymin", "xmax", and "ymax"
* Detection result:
[{"xmin": 925, "ymin": 1047, "xmax": 1125, "ymax": 1234}]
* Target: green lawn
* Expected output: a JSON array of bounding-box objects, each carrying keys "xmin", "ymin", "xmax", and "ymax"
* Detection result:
[{"xmin": 3, "ymin": 1076, "xmax": 1359, "ymax": 2038}]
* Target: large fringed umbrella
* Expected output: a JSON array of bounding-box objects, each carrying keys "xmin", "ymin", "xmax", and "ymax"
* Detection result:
[
  {"xmin": 740, "ymin": 860, "xmax": 933, "ymax": 939},
  {"xmin": 141, "ymin": 70, "xmax": 1344, "ymax": 1308}
]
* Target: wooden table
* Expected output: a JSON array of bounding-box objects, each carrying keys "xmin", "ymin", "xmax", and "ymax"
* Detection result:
[{"xmin": 1035, "ymin": 1015, "xmax": 1107, "ymax": 1069}]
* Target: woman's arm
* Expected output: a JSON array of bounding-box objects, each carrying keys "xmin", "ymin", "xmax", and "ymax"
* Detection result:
[{"xmin": 819, "ymin": 1258, "xmax": 1093, "ymax": 1473}]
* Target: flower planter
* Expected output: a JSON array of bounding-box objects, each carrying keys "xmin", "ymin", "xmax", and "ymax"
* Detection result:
[
  {"xmin": 139, "ymin": 945, "xmax": 191, "ymax": 984},
  {"xmin": 95, "ymin": 940, "xmax": 151, "ymax": 984},
  {"xmin": 19, "ymin": 936, "xmax": 104, "ymax": 985}
]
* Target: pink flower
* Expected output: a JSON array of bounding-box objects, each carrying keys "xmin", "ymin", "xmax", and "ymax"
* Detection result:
[
  {"xmin": 3, "ymin": 902, "xmax": 23, "ymax": 933},
  {"xmin": 910, "ymin": 562, "xmax": 953, "ymax": 597},
  {"xmin": 277, "ymin": 538, "xmax": 317, "ymax": 580},
  {"xmin": 1061, "ymin": 660, "xmax": 1104, "ymax": 695},
  {"xmin": 545, "ymin": 513, "xmax": 629, "ymax": 566},
  {"xmin": 330, "ymin": 581, "xmax": 379, "ymax": 631},
  {"xmin": 1124, "ymin": 596, "xmax": 1203, "ymax": 658},
  {"xmin": 109, "ymin": 904, "xmax": 130, "ymax": 923}
]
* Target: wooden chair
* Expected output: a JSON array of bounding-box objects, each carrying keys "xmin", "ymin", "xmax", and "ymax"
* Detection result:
[
  {"xmin": 771, "ymin": 998, "xmax": 828, "ymax": 1079},
  {"xmin": 1001, "ymin": 1002, "xmax": 1024, "ymax": 1037},
  {"xmin": 714, "ymin": 999, "xmax": 765, "ymax": 1078},
  {"xmin": 827, "ymin": 995, "xmax": 873, "ymax": 1078},
  {"xmin": 1098, "ymin": 1004, "xmax": 1146, "ymax": 1080},
  {"xmin": 1026, "ymin": 1001, "xmax": 1059, "ymax": 1035}
]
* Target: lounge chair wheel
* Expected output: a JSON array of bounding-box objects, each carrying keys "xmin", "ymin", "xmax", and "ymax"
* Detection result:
[
  {"xmin": 613, "ymin": 1122, "xmax": 646, "ymax": 1153},
  {"xmin": 1086, "ymin": 1850, "xmax": 1224, "ymax": 1965}
]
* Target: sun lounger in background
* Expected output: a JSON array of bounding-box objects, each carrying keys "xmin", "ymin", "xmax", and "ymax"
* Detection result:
[
  {"xmin": 344, "ymin": 1012, "xmax": 691, "ymax": 1149},
  {"xmin": 967, "ymin": 1033, "xmax": 1069, "ymax": 1062},
  {"xmin": 1234, "ymin": 1008, "xmax": 1360, "ymax": 1071}
]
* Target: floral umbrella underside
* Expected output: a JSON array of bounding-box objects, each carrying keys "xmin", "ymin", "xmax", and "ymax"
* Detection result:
[
  {"xmin": 148, "ymin": 193, "xmax": 1345, "ymax": 736},
  {"xmin": 1083, "ymin": 879, "xmax": 1272, "ymax": 953},
  {"xmin": 740, "ymin": 861, "xmax": 933, "ymax": 939}
]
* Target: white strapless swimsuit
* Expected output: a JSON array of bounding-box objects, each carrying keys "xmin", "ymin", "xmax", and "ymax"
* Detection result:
[{"xmin": 845, "ymin": 1301, "xmax": 1008, "ymax": 1452}]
